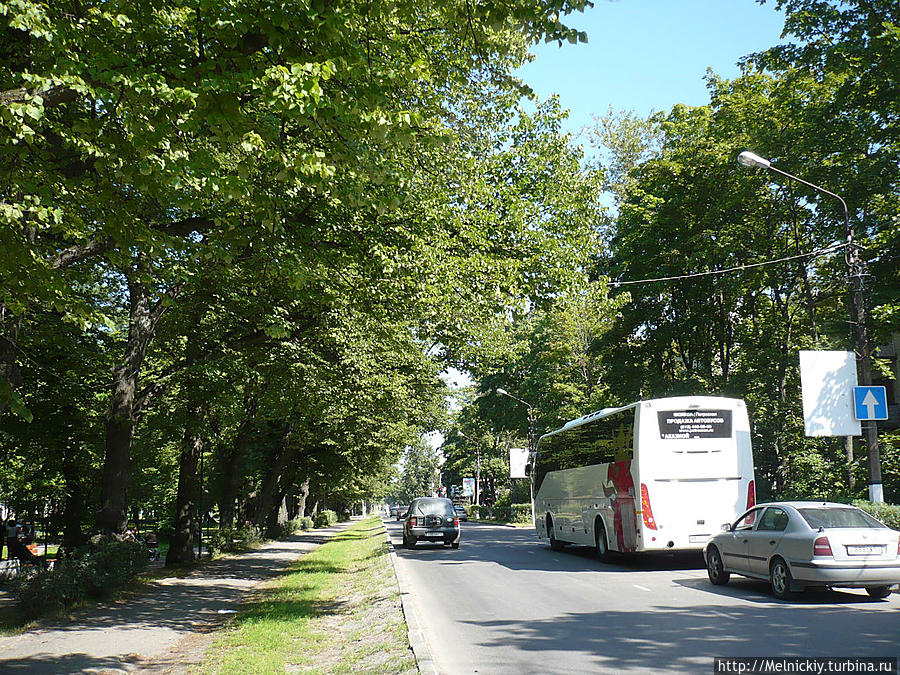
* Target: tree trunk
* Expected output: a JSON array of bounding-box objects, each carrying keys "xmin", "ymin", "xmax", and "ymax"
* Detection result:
[
  {"xmin": 166, "ymin": 405, "xmax": 205, "ymax": 566},
  {"xmin": 218, "ymin": 386, "xmax": 263, "ymax": 529},
  {"xmin": 96, "ymin": 259, "xmax": 160, "ymax": 533},
  {"xmin": 296, "ymin": 478, "xmax": 310, "ymax": 518},
  {"xmin": 252, "ymin": 422, "xmax": 295, "ymax": 527},
  {"xmin": 0, "ymin": 302, "xmax": 24, "ymax": 421}
]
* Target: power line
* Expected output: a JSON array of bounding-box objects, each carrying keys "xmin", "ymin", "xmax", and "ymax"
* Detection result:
[{"xmin": 610, "ymin": 242, "xmax": 846, "ymax": 288}]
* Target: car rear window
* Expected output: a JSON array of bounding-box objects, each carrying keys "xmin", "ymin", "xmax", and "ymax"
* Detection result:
[
  {"xmin": 412, "ymin": 499, "xmax": 454, "ymax": 516},
  {"xmin": 798, "ymin": 507, "xmax": 885, "ymax": 530}
]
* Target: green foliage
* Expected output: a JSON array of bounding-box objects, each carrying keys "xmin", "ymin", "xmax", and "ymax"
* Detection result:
[
  {"xmin": 297, "ymin": 516, "xmax": 314, "ymax": 531},
  {"xmin": 854, "ymin": 501, "xmax": 900, "ymax": 531},
  {"xmin": 393, "ymin": 438, "xmax": 442, "ymax": 504},
  {"xmin": 12, "ymin": 539, "xmax": 148, "ymax": 619},
  {"xmin": 208, "ymin": 526, "xmax": 263, "ymax": 554},
  {"xmin": 510, "ymin": 503, "xmax": 533, "ymax": 524},
  {"xmin": 313, "ymin": 510, "xmax": 338, "ymax": 528}
]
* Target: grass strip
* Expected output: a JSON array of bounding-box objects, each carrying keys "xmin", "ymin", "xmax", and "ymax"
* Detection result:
[{"xmin": 198, "ymin": 517, "xmax": 416, "ymax": 675}]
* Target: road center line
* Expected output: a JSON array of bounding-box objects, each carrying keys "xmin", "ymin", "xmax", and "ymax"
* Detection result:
[{"xmin": 633, "ymin": 584, "xmax": 651, "ymax": 592}]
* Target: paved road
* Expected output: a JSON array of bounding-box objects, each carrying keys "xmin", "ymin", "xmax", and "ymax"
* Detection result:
[
  {"xmin": 386, "ymin": 518, "xmax": 900, "ymax": 675},
  {"xmin": 0, "ymin": 524, "xmax": 351, "ymax": 674}
]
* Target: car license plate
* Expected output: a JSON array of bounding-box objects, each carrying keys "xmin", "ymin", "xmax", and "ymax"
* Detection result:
[
  {"xmin": 426, "ymin": 531, "xmax": 442, "ymax": 536},
  {"xmin": 847, "ymin": 545, "xmax": 884, "ymax": 555},
  {"xmin": 689, "ymin": 535, "xmax": 709, "ymax": 544}
]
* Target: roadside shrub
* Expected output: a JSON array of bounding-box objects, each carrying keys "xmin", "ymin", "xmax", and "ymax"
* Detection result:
[
  {"xmin": 510, "ymin": 503, "xmax": 532, "ymax": 524},
  {"xmin": 208, "ymin": 525, "xmax": 263, "ymax": 554},
  {"xmin": 12, "ymin": 538, "xmax": 148, "ymax": 620},
  {"xmin": 469, "ymin": 505, "xmax": 492, "ymax": 520},
  {"xmin": 12, "ymin": 557, "xmax": 88, "ymax": 618},
  {"xmin": 854, "ymin": 501, "xmax": 900, "ymax": 530},
  {"xmin": 313, "ymin": 510, "xmax": 338, "ymax": 528},
  {"xmin": 297, "ymin": 516, "xmax": 314, "ymax": 531},
  {"xmin": 81, "ymin": 539, "xmax": 148, "ymax": 596},
  {"xmin": 492, "ymin": 495, "xmax": 512, "ymax": 521}
]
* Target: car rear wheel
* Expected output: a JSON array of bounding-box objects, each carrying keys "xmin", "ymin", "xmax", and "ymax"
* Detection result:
[
  {"xmin": 769, "ymin": 558, "xmax": 797, "ymax": 600},
  {"xmin": 451, "ymin": 542, "xmax": 460, "ymax": 549},
  {"xmin": 706, "ymin": 546, "xmax": 730, "ymax": 586},
  {"xmin": 404, "ymin": 534, "xmax": 416, "ymax": 549},
  {"xmin": 865, "ymin": 585, "xmax": 893, "ymax": 599}
]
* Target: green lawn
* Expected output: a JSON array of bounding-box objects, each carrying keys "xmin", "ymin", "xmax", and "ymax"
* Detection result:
[{"xmin": 198, "ymin": 517, "xmax": 416, "ymax": 674}]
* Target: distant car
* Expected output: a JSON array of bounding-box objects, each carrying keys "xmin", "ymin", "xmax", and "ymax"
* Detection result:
[
  {"xmin": 403, "ymin": 497, "xmax": 460, "ymax": 549},
  {"xmin": 454, "ymin": 505, "xmax": 468, "ymax": 522},
  {"xmin": 389, "ymin": 505, "xmax": 399, "ymax": 518},
  {"xmin": 704, "ymin": 501, "xmax": 900, "ymax": 600},
  {"xmin": 395, "ymin": 505, "xmax": 408, "ymax": 521}
]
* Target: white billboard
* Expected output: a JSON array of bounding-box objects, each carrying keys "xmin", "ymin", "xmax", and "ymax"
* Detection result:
[
  {"xmin": 509, "ymin": 447, "xmax": 529, "ymax": 478},
  {"xmin": 799, "ymin": 350, "xmax": 861, "ymax": 436}
]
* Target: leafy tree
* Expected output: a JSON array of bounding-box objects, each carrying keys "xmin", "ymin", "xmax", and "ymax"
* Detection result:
[{"xmin": 394, "ymin": 438, "xmax": 442, "ymax": 504}]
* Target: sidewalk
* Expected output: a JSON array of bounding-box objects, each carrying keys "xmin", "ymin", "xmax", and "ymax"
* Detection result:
[{"xmin": 0, "ymin": 523, "xmax": 353, "ymax": 674}]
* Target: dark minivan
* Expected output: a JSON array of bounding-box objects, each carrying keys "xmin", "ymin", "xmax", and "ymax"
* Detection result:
[{"xmin": 402, "ymin": 497, "xmax": 460, "ymax": 549}]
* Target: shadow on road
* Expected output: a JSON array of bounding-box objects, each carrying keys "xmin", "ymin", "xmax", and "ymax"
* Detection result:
[
  {"xmin": 674, "ymin": 575, "xmax": 891, "ymax": 605},
  {"xmin": 461, "ymin": 601, "xmax": 898, "ymax": 671}
]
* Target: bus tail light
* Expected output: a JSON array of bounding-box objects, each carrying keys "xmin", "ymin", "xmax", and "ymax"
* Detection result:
[
  {"xmin": 746, "ymin": 480, "xmax": 756, "ymax": 509},
  {"xmin": 640, "ymin": 483, "xmax": 658, "ymax": 530},
  {"xmin": 814, "ymin": 536, "xmax": 833, "ymax": 557}
]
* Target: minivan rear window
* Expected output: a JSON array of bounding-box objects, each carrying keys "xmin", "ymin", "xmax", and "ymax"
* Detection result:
[{"xmin": 412, "ymin": 499, "xmax": 454, "ymax": 516}]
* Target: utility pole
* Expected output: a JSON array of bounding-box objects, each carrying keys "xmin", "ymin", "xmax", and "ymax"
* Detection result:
[{"xmin": 738, "ymin": 151, "xmax": 882, "ymax": 502}]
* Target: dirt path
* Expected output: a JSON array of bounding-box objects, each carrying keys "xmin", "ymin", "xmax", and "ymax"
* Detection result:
[{"xmin": 0, "ymin": 523, "xmax": 353, "ymax": 674}]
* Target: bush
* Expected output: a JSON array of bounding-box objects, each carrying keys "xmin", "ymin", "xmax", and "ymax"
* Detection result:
[
  {"xmin": 81, "ymin": 539, "xmax": 148, "ymax": 596},
  {"xmin": 208, "ymin": 525, "xmax": 263, "ymax": 554},
  {"xmin": 468, "ymin": 504, "xmax": 492, "ymax": 520},
  {"xmin": 297, "ymin": 516, "xmax": 314, "ymax": 531},
  {"xmin": 492, "ymin": 495, "xmax": 512, "ymax": 521},
  {"xmin": 854, "ymin": 501, "xmax": 900, "ymax": 530},
  {"xmin": 510, "ymin": 503, "xmax": 532, "ymax": 524},
  {"xmin": 13, "ymin": 538, "xmax": 148, "ymax": 620},
  {"xmin": 313, "ymin": 510, "xmax": 338, "ymax": 528}
]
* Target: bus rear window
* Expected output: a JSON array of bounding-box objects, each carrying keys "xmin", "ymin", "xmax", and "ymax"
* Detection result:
[{"xmin": 657, "ymin": 410, "xmax": 732, "ymax": 439}]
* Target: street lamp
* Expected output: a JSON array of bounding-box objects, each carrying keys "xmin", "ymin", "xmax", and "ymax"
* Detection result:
[
  {"xmin": 496, "ymin": 388, "xmax": 538, "ymax": 456},
  {"xmin": 738, "ymin": 150, "xmax": 883, "ymax": 503}
]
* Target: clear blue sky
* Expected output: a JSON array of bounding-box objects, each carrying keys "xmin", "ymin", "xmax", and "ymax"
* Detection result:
[{"xmin": 517, "ymin": 0, "xmax": 787, "ymax": 137}]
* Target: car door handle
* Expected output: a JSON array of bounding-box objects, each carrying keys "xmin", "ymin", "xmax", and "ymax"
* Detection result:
[
  {"xmin": 742, "ymin": 539, "xmax": 749, "ymax": 544},
  {"xmin": 769, "ymin": 540, "xmax": 776, "ymax": 545}
]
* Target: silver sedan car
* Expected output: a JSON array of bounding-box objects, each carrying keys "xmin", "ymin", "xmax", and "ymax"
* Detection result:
[{"xmin": 704, "ymin": 501, "xmax": 900, "ymax": 600}]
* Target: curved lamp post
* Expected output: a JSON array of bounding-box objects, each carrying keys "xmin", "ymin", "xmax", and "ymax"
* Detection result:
[
  {"xmin": 496, "ymin": 388, "xmax": 538, "ymax": 456},
  {"xmin": 738, "ymin": 151, "xmax": 883, "ymax": 502}
]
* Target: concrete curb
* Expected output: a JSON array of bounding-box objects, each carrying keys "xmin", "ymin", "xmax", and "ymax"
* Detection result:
[{"xmin": 384, "ymin": 520, "xmax": 439, "ymax": 675}]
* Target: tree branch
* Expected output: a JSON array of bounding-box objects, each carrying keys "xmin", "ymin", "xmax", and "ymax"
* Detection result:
[{"xmin": 0, "ymin": 85, "xmax": 78, "ymax": 108}]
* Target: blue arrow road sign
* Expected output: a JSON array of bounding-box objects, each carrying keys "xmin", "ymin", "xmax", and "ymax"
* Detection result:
[{"xmin": 853, "ymin": 386, "xmax": 888, "ymax": 421}]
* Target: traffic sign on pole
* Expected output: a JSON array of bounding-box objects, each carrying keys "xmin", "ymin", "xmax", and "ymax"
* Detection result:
[{"xmin": 853, "ymin": 386, "xmax": 888, "ymax": 421}]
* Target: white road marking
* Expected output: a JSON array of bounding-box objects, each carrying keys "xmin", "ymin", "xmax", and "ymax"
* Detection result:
[{"xmin": 633, "ymin": 584, "xmax": 651, "ymax": 592}]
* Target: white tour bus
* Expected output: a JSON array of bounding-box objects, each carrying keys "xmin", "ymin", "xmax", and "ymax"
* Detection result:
[{"xmin": 531, "ymin": 396, "xmax": 755, "ymax": 556}]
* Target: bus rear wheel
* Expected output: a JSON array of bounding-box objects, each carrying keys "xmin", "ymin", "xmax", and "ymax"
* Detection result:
[
  {"xmin": 547, "ymin": 515, "xmax": 564, "ymax": 551},
  {"xmin": 595, "ymin": 518, "xmax": 611, "ymax": 562}
]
